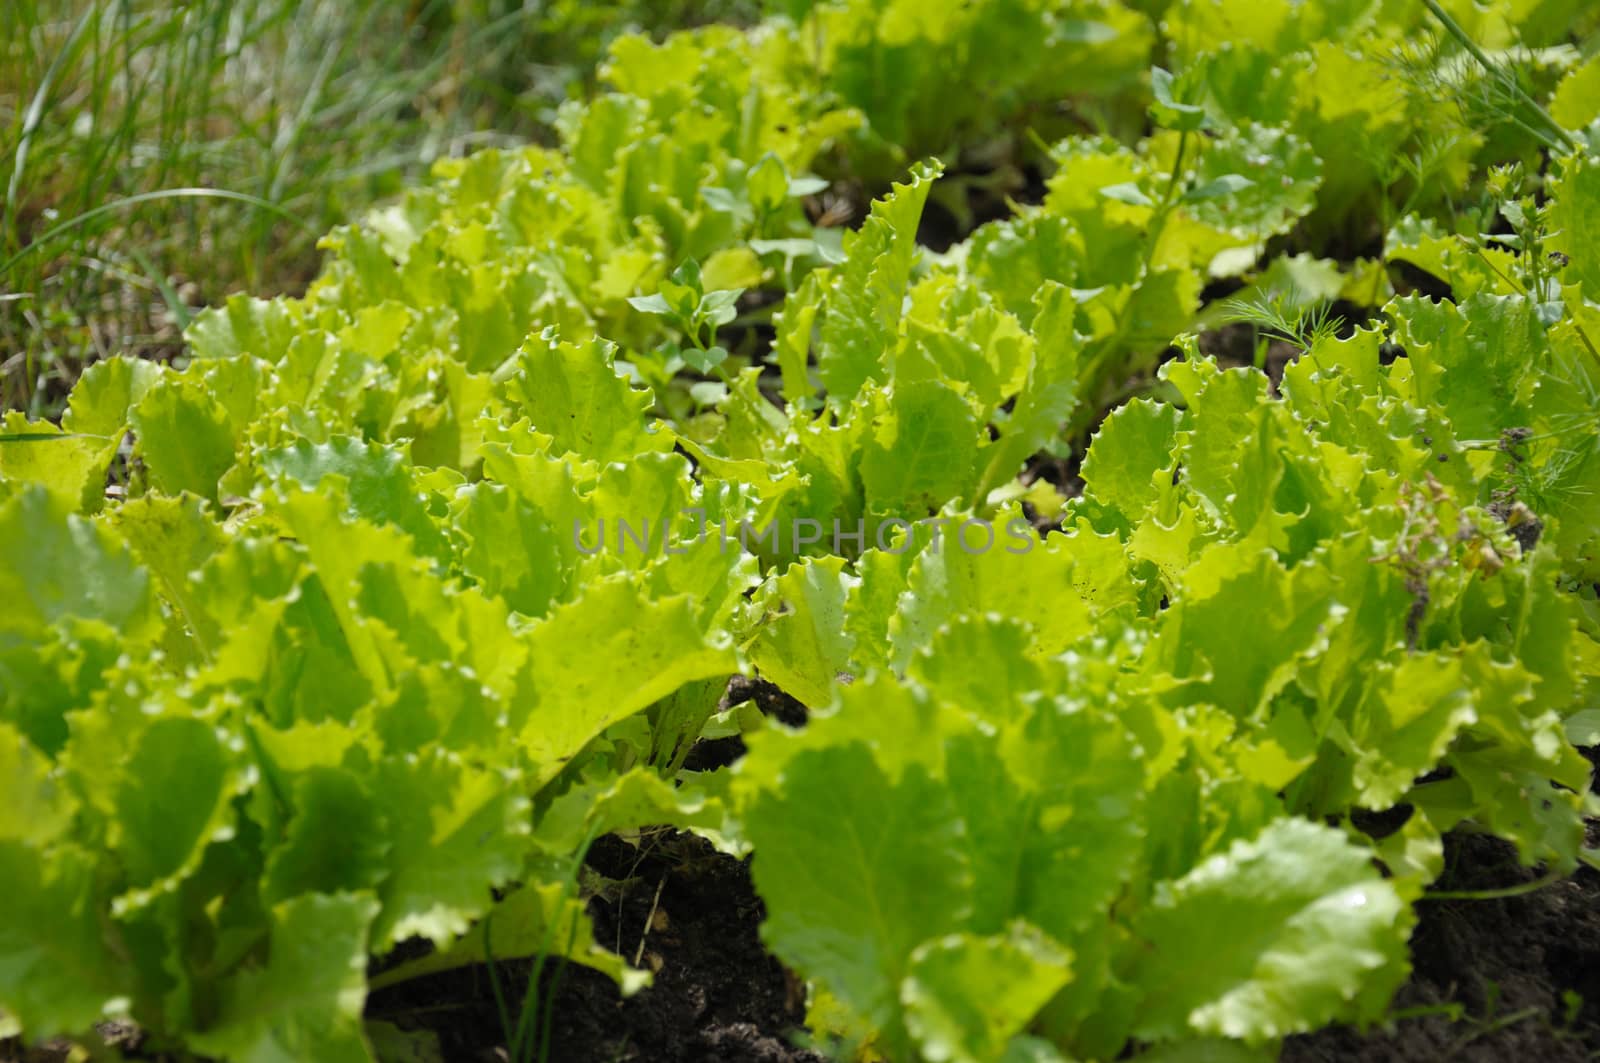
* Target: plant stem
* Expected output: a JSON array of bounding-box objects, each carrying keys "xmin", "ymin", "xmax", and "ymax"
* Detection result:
[
  {"xmin": 1420, "ymin": 866, "xmax": 1565, "ymax": 901},
  {"xmin": 1419, "ymin": 0, "xmax": 1578, "ymax": 153}
]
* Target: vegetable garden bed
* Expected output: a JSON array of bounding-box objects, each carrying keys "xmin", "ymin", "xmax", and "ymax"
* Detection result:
[{"xmin": 3, "ymin": 1, "xmax": 1600, "ymax": 1061}]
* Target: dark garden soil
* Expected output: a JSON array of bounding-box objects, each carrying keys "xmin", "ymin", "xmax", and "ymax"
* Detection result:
[
  {"xmin": 366, "ymin": 830, "xmax": 825, "ymax": 1063},
  {"xmin": 1288, "ymin": 747, "xmax": 1600, "ymax": 1061},
  {"xmin": 1284, "ymin": 827, "xmax": 1600, "ymax": 1063},
  {"xmin": 366, "ymin": 678, "xmax": 819, "ymax": 1062}
]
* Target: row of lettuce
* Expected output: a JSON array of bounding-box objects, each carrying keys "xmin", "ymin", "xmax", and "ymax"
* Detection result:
[{"xmin": 3, "ymin": 0, "xmax": 1600, "ymax": 1060}]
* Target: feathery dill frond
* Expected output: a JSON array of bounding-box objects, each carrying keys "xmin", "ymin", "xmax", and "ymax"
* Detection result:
[{"xmin": 1219, "ymin": 290, "xmax": 1345, "ymax": 353}]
